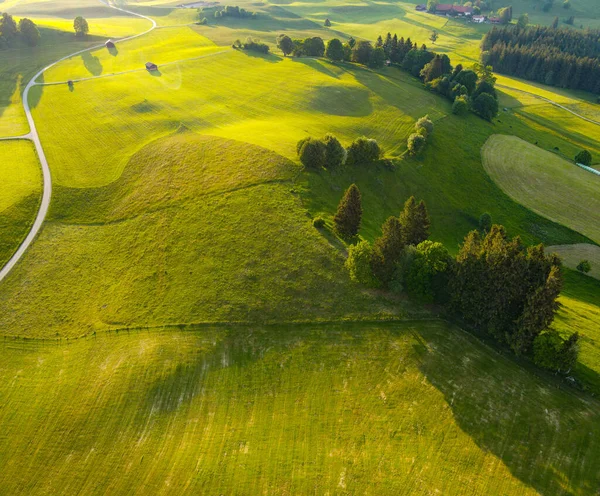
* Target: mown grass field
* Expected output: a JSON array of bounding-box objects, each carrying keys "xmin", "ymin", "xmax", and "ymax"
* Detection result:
[
  {"xmin": 481, "ymin": 134, "xmax": 600, "ymax": 244},
  {"xmin": 2, "ymin": 322, "xmax": 600, "ymax": 495}
]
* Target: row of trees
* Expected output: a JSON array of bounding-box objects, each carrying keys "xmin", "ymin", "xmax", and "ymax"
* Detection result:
[
  {"xmin": 482, "ymin": 25, "xmax": 600, "ymax": 94},
  {"xmin": 233, "ymin": 37, "xmax": 269, "ymax": 54},
  {"xmin": 297, "ymin": 134, "xmax": 382, "ymax": 169},
  {"xmin": 277, "ymin": 35, "xmax": 327, "ymax": 57},
  {"xmin": 333, "ymin": 186, "xmax": 579, "ymax": 373},
  {"xmin": 214, "ymin": 5, "xmax": 256, "ymax": 19},
  {"xmin": 0, "ymin": 13, "xmax": 40, "ymax": 48}
]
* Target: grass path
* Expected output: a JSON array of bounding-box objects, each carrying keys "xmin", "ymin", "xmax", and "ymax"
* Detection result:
[
  {"xmin": 497, "ymin": 83, "xmax": 600, "ymax": 127},
  {"xmin": 0, "ymin": 0, "xmax": 157, "ymax": 284}
]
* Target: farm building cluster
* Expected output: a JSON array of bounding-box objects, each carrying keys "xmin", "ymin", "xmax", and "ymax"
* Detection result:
[{"xmin": 415, "ymin": 4, "xmax": 502, "ymax": 23}]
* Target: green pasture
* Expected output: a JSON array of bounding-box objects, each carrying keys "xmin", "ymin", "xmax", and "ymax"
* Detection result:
[
  {"xmin": 0, "ymin": 132, "xmax": 415, "ymax": 339},
  {"xmin": 44, "ymin": 27, "xmax": 221, "ymax": 82},
  {"xmin": 548, "ymin": 244, "xmax": 600, "ymax": 280},
  {"xmin": 1, "ymin": 322, "xmax": 600, "ymax": 495},
  {"xmin": 0, "ymin": 140, "xmax": 41, "ymax": 266}
]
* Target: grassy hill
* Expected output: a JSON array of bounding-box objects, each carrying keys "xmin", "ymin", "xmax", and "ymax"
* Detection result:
[
  {"xmin": 2, "ymin": 0, "xmax": 600, "ymax": 492},
  {"xmin": 1, "ymin": 322, "xmax": 600, "ymax": 495}
]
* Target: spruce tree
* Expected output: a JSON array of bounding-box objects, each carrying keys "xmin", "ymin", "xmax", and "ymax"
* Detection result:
[
  {"xmin": 513, "ymin": 265, "xmax": 562, "ymax": 355},
  {"xmin": 371, "ymin": 217, "xmax": 405, "ymax": 286},
  {"xmin": 334, "ymin": 184, "xmax": 362, "ymax": 238},
  {"xmin": 399, "ymin": 197, "xmax": 429, "ymax": 246}
]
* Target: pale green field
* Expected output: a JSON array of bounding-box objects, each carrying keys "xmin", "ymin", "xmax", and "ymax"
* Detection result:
[
  {"xmin": 1, "ymin": 322, "xmax": 599, "ymax": 495},
  {"xmin": 44, "ymin": 26, "xmax": 222, "ymax": 82},
  {"xmin": 482, "ymin": 134, "xmax": 600, "ymax": 244},
  {"xmin": 548, "ymin": 244, "xmax": 600, "ymax": 280}
]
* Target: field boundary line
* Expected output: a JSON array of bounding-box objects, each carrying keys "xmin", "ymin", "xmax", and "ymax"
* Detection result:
[
  {"xmin": 497, "ymin": 83, "xmax": 600, "ymax": 126},
  {"xmin": 0, "ymin": 0, "xmax": 157, "ymax": 283}
]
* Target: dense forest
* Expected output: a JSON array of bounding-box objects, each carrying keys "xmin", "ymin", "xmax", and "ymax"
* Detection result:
[{"xmin": 481, "ymin": 26, "xmax": 600, "ymax": 93}]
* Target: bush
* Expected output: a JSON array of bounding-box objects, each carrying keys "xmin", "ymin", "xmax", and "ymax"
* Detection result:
[
  {"xmin": 198, "ymin": 17, "xmax": 208, "ymax": 24},
  {"xmin": 574, "ymin": 149, "xmax": 592, "ymax": 166},
  {"xmin": 415, "ymin": 115, "xmax": 434, "ymax": 137},
  {"xmin": 345, "ymin": 240, "xmax": 378, "ymax": 287},
  {"xmin": 534, "ymin": 330, "xmax": 580, "ymax": 373},
  {"xmin": 297, "ymin": 137, "xmax": 326, "ymax": 169},
  {"xmin": 407, "ymin": 133, "xmax": 426, "ymax": 156},
  {"xmin": 346, "ymin": 137, "xmax": 381, "ymax": 165},
  {"xmin": 576, "ymin": 260, "xmax": 591, "ymax": 273},
  {"xmin": 313, "ymin": 216, "xmax": 325, "ymax": 228},
  {"xmin": 452, "ymin": 95, "xmax": 469, "ymax": 115},
  {"xmin": 242, "ymin": 37, "xmax": 269, "ymax": 54},
  {"xmin": 323, "ymin": 134, "xmax": 346, "ymax": 168}
]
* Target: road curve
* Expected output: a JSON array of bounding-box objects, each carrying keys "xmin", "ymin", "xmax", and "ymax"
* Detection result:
[{"xmin": 0, "ymin": 1, "xmax": 156, "ymax": 283}]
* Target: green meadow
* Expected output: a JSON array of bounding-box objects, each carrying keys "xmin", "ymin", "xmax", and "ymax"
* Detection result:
[
  {"xmin": 2, "ymin": 322, "xmax": 600, "ymax": 495},
  {"xmin": 1, "ymin": 0, "xmax": 600, "ymax": 492}
]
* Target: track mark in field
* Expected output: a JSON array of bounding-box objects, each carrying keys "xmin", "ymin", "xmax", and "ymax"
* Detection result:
[
  {"xmin": 497, "ymin": 84, "xmax": 600, "ymax": 127},
  {"xmin": 0, "ymin": 0, "xmax": 157, "ymax": 283}
]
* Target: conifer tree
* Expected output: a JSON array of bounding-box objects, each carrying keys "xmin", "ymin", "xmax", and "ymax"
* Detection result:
[
  {"xmin": 399, "ymin": 197, "xmax": 429, "ymax": 246},
  {"xmin": 513, "ymin": 265, "xmax": 562, "ymax": 355},
  {"xmin": 334, "ymin": 184, "xmax": 362, "ymax": 238},
  {"xmin": 371, "ymin": 217, "xmax": 405, "ymax": 285}
]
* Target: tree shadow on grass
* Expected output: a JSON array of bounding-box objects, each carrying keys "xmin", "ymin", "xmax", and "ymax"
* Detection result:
[
  {"xmin": 292, "ymin": 57, "xmax": 339, "ymax": 79},
  {"xmin": 81, "ymin": 51, "xmax": 103, "ymax": 77},
  {"xmin": 418, "ymin": 323, "xmax": 600, "ymax": 496},
  {"xmin": 239, "ymin": 49, "xmax": 282, "ymax": 63}
]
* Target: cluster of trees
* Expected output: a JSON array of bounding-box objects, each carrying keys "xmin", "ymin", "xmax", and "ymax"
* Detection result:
[
  {"xmin": 336, "ymin": 187, "xmax": 579, "ymax": 373},
  {"xmin": 482, "ymin": 26, "xmax": 600, "ymax": 94},
  {"xmin": 233, "ymin": 37, "xmax": 269, "ymax": 54},
  {"xmin": 451, "ymin": 226, "xmax": 579, "ymax": 372},
  {"xmin": 297, "ymin": 134, "xmax": 381, "ymax": 169},
  {"xmin": 407, "ymin": 115, "xmax": 434, "ymax": 155},
  {"xmin": 214, "ymin": 5, "xmax": 256, "ymax": 18},
  {"xmin": 426, "ymin": 62, "xmax": 499, "ymax": 120},
  {"xmin": 0, "ymin": 13, "xmax": 40, "ymax": 48}
]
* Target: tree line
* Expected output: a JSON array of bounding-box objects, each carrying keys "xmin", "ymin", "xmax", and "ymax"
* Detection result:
[
  {"xmin": 482, "ymin": 25, "xmax": 600, "ymax": 94},
  {"xmin": 296, "ymin": 134, "xmax": 382, "ymax": 169},
  {"xmin": 330, "ymin": 186, "xmax": 579, "ymax": 374},
  {"xmin": 0, "ymin": 12, "xmax": 40, "ymax": 48}
]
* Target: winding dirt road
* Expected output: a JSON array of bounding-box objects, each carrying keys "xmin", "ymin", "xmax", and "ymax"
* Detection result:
[{"xmin": 0, "ymin": 1, "xmax": 156, "ymax": 283}]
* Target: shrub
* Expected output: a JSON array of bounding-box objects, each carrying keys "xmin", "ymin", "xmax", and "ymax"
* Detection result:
[
  {"xmin": 346, "ymin": 137, "xmax": 381, "ymax": 165},
  {"xmin": 479, "ymin": 212, "xmax": 492, "ymax": 232},
  {"xmin": 575, "ymin": 149, "xmax": 592, "ymax": 166},
  {"xmin": 345, "ymin": 240, "xmax": 378, "ymax": 286},
  {"xmin": 407, "ymin": 133, "xmax": 426, "ymax": 155},
  {"xmin": 534, "ymin": 330, "xmax": 580, "ymax": 373},
  {"xmin": 313, "ymin": 216, "xmax": 325, "ymax": 228},
  {"xmin": 242, "ymin": 37, "xmax": 269, "ymax": 54},
  {"xmin": 297, "ymin": 137, "xmax": 326, "ymax": 169},
  {"xmin": 452, "ymin": 95, "xmax": 469, "ymax": 115},
  {"xmin": 324, "ymin": 18, "xmax": 331, "ymax": 27},
  {"xmin": 323, "ymin": 134, "xmax": 346, "ymax": 168},
  {"xmin": 415, "ymin": 115, "xmax": 434, "ymax": 137},
  {"xmin": 576, "ymin": 260, "xmax": 591, "ymax": 273},
  {"xmin": 198, "ymin": 17, "xmax": 208, "ymax": 24}
]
